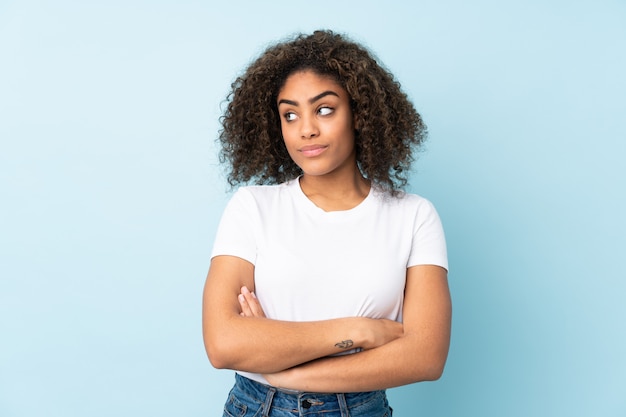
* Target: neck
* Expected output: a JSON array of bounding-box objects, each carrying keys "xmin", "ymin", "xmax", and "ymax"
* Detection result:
[{"xmin": 299, "ymin": 168, "xmax": 371, "ymax": 212}]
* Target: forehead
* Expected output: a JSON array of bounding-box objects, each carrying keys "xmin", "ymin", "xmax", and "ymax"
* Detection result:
[{"xmin": 277, "ymin": 70, "xmax": 346, "ymax": 98}]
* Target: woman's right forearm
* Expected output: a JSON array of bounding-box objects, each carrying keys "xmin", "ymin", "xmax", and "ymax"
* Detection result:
[{"xmin": 205, "ymin": 314, "xmax": 377, "ymax": 373}]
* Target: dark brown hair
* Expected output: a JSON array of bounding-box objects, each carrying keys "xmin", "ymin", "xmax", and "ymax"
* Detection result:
[{"xmin": 218, "ymin": 29, "xmax": 427, "ymax": 193}]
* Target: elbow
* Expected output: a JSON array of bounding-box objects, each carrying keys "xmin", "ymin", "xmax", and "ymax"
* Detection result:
[
  {"xmin": 423, "ymin": 363, "xmax": 446, "ymax": 381},
  {"xmin": 204, "ymin": 336, "xmax": 237, "ymax": 370},
  {"xmin": 421, "ymin": 354, "xmax": 448, "ymax": 381},
  {"xmin": 409, "ymin": 348, "xmax": 448, "ymax": 382},
  {"xmin": 206, "ymin": 348, "xmax": 229, "ymax": 370},
  {"xmin": 409, "ymin": 363, "xmax": 445, "ymax": 383},
  {"xmin": 203, "ymin": 317, "xmax": 243, "ymax": 370},
  {"xmin": 419, "ymin": 336, "xmax": 450, "ymax": 382}
]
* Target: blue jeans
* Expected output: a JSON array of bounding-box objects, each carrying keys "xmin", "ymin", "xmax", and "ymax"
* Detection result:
[{"xmin": 223, "ymin": 373, "xmax": 392, "ymax": 416}]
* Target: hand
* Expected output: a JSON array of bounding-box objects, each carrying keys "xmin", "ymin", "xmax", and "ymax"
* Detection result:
[
  {"xmin": 238, "ymin": 286, "xmax": 266, "ymax": 318},
  {"xmin": 238, "ymin": 286, "xmax": 401, "ymax": 348},
  {"xmin": 360, "ymin": 318, "xmax": 403, "ymax": 350},
  {"xmin": 263, "ymin": 368, "xmax": 292, "ymax": 388},
  {"xmin": 263, "ymin": 362, "xmax": 306, "ymax": 389}
]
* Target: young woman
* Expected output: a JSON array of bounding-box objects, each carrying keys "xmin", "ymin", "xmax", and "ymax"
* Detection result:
[{"xmin": 203, "ymin": 30, "xmax": 451, "ymax": 416}]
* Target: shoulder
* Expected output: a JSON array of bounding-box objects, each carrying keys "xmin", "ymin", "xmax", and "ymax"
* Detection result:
[
  {"xmin": 370, "ymin": 188, "xmax": 444, "ymax": 233},
  {"xmin": 227, "ymin": 179, "xmax": 298, "ymax": 209},
  {"xmin": 372, "ymin": 187, "xmax": 438, "ymax": 213},
  {"xmin": 233, "ymin": 179, "xmax": 294, "ymax": 199}
]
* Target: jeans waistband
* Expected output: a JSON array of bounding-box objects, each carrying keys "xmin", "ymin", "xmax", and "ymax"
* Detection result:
[{"xmin": 231, "ymin": 373, "xmax": 389, "ymax": 415}]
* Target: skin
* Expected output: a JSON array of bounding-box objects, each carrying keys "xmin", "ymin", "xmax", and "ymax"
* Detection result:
[
  {"xmin": 239, "ymin": 264, "xmax": 451, "ymax": 392},
  {"xmin": 202, "ymin": 70, "xmax": 452, "ymax": 392},
  {"xmin": 203, "ymin": 256, "xmax": 402, "ymax": 374},
  {"xmin": 278, "ymin": 70, "xmax": 370, "ymax": 211}
]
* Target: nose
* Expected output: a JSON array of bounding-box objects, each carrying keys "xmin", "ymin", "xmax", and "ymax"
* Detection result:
[{"xmin": 300, "ymin": 115, "xmax": 319, "ymax": 139}]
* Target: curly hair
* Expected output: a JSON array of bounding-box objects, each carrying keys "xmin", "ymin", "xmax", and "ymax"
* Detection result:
[{"xmin": 218, "ymin": 29, "xmax": 427, "ymax": 193}]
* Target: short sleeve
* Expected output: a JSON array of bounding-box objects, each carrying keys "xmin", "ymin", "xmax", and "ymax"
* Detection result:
[
  {"xmin": 407, "ymin": 199, "xmax": 448, "ymax": 271},
  {"xmin": 210, "ymin": 188, "xmax": 258, "ymax": 265}
]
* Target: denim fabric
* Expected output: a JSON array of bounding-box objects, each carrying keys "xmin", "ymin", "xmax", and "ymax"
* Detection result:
[{"xmin": 223, "ymin": 373, "xmax": 392, "ymax": 417}]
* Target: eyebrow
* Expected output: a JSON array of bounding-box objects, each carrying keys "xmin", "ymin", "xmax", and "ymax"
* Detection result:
[{"xmin": 277, "ymin": 90, "xmax": 340, "ymax": 107}]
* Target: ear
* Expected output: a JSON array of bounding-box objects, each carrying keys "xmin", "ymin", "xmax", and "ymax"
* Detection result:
[
  {"xmin": 350, "ymin": 100, "xmax": 360, "ymax": 131},
  {"xmin": 352, "ymin": 114, "xmax": 361, "ymax": 132}
]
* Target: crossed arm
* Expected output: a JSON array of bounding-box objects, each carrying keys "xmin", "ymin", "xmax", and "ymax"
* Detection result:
[{"xmin": 202, "ymin": 255, "xmax": 451, "ymax": 392}]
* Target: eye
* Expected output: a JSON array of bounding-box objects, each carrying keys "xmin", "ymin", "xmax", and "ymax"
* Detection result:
[
  {"xmin": 318, "ymin": 106, "xmax": 334, "ymax": 116},
  {"xmin": 283, "ymin": 112, "xmax": 298, "ymax": 122}
]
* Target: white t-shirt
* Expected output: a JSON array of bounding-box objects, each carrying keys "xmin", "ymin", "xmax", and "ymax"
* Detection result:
[{"xmin": 211, "ymin": 177, "xmax": 448, "ymax": 384}]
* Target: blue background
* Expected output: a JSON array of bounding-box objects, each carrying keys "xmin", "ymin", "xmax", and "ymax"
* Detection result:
[{"xmin": 1, "ymin": 1, "xmax": 624, "ymax": 416}]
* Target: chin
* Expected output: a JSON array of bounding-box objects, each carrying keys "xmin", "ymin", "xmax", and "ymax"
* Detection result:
[
  {"xmin": 300, "ymin": 169, "xmax": 336, "ymax": 178},
  {"xmin": 296, "ymin": 164, "xmax": 334, "ymax": 177}
]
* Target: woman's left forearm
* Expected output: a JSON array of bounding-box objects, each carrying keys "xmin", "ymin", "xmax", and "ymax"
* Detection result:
[
  {"xmin": 266, "ymin": 265, "xmax": 452, "ymax": 393},
  {"xmin": 265, "ymin": 330, "xmax": 448, "ymax": 393}
]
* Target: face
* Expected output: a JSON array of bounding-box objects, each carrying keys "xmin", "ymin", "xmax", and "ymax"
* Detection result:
[{"xmin": 277, "ymin": 70, "xmax": 356, "ymax": 179}]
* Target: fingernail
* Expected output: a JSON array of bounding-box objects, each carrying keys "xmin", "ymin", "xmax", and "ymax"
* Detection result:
[
  {"xmin": 241, "ymin": 286, "xmax": 249, "ymax": 294},
  {"xmin": 251, "ymin": 292, "xmax": 257, "ymax": 299}
]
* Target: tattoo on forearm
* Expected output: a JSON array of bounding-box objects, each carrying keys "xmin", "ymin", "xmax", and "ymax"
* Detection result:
[{"xmin": 335, "ymin": 340, "xmax": 354, "ymax": 349}]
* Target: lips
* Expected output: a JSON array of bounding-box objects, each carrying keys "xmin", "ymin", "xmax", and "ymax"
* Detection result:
[{"xmin": 299, "ymin": 144, "xmax": 328, "ymax": 157}]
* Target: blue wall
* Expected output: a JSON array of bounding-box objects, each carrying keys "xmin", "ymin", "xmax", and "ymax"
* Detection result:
[{"xmin": 1, "ymin": 1, "xmax": 624, "ymax": 415}]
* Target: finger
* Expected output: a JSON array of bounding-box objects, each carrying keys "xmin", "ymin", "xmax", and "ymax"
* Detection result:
[
  {"xmin": 248, "ymin": 292, "xmax": 266, "ymax": 318},
  {"xmin": 241, "ymin": 286, "xmax": 266, "ymax": 318},
  {"xmin": 238, "ymin": 293, "xmax": 254, "ymax": 317}
]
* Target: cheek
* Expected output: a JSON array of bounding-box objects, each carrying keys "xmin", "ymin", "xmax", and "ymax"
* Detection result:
[
  {"xmin": 281, "ymin": 130, "xmax": 297, "ymax": 150},
  {"xmin": 338, "ymin": 123, "xmax": 356, "ymax": 147},
  {"xmin": 337, "ymin": 112, "xmax": 355, "ymax": 136},
  {"xmin": 279, "ymin": 123, "xmax": 293, "ymax": 143},
  {"xmin": 280, "ymin": 131, "xmax": 300, "ymax": 160}
]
